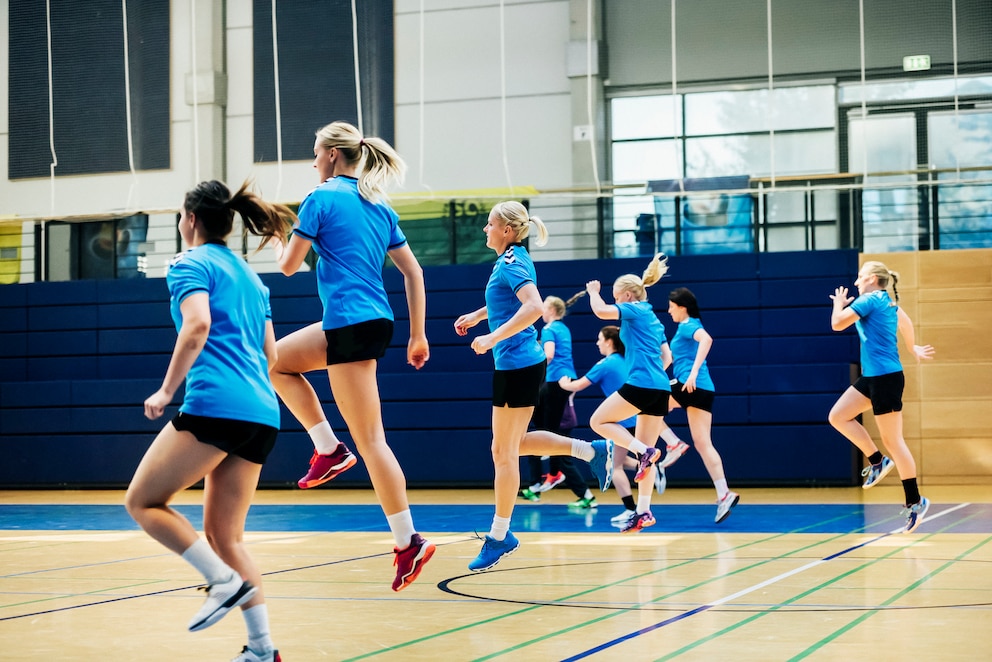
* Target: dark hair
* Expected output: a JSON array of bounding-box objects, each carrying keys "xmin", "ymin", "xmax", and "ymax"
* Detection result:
[
  {"xmin": 600, "ymin": 325, "xmax": 624, "ymax": 355},
  {"xmin": 668, "ymin": 287, "xmax": 701, "ymax": 318},
  {"xmin": 183, "ymin": 179, "xmax": 294, "ymax": 249}
]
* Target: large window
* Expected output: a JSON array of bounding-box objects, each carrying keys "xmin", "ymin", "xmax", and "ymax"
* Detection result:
[
  {"xmin": 609, "ymin": 84, "xmax": 837, "ymax": 256},
  {"xmin": 43, "ymin": 216, "xmax": 149, "ymax": 282},
  {"xmin": 7, "ymin": 0, "xmax": 170, "ymax": 179},
  {"xmin": 253, "ymin": 0, "xmax": 394, "ymax": 162}
]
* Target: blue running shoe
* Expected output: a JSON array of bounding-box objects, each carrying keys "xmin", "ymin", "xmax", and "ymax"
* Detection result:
[
  {"xmin": 861, "ymin": 456, "xmax": 894, "ymax": 489},
  {"xmin": 589, "ymin": 440, "xmax": 614, "ymax": 492},
  {"xmin": 468, "ymin": 531, "xmax": 520, "ymax": 572},
  {"xmin": 903, "ymin": 496, "xmax": 930, "ymax": 533}
]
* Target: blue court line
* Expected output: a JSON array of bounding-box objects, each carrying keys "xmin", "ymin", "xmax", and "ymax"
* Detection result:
[{"xmin": 2, "ymin": 503, "xmax": 990, "ymax": 533}]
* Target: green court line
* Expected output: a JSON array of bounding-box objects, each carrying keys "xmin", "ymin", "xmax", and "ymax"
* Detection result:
[
  {"xmin": 340, "ymin": 507, "xmax": 870, "ymax": 661},
  {"xmin": 788, "ymin": 531, "xmax": 992, "ymax": 661},
  {"xmin": 653, "ymin": 512, "xmax": 986, "ymax": 661}
]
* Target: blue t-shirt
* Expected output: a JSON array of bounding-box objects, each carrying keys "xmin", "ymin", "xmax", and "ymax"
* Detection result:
[
  {"xmin": 670, "ymin": 317, "xmax": 715, "ymax": 391},
  {"xmin": 294, "ymin": 176, "xmax": 407, "ymax": 330},
  {"xmin": 849, "ymin": 290, "xmax": 902, "ymax": 377},
  {"xmin": 542, "ymin": 319, "xmax": 576, "ymax": 382},
  {"xmin": 485, "ymin": 244, "xmax": 545, "ymax": 370},
  {"xmin": 616, "ymin": 301, "xmax": 671, "ymax": 391},
  {"xmin": 166, "ymin": 243, "xmax": 280, "ymax": 428},
  {"xmin": 585, "ymin": 352, "xmax": 636, "ymax": 428}
]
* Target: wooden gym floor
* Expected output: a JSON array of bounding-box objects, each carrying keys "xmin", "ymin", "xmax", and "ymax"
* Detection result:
[{"xmin": 2, "ymin": 485, "xmax": 992, "ymax": 660}]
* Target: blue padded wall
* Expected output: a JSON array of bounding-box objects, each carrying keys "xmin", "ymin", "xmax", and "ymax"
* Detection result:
[{"xmin": 0, "ymin": 250, "xmax": 861, "ymax": 488}]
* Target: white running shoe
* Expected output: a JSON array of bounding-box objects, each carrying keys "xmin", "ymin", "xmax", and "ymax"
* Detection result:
[
  {"xmin": 654, "ymin": 467, "xmax": 667, "ymax": 495},
  {"xmin": 188, "ymin": 574, "xmax": 257, "ymax": 632},
  {"xmin": 715, "ymin": 491, "xmax": 740, "ymax": 523},
  {"xmin": 658, "ymin": 441, "xmax": 690, "ymax": 469},
  {"xmin": 231, "ymin": 646, "xmax": 281, "ymax": 662},
  {"xmin": 610, "ymin": 508, "xmax": 636, "ymax": 523}
]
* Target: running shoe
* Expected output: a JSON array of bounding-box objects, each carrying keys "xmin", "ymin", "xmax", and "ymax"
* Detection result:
[
  {"xmin": 519, "ymin": 487, "xmax": 541, "ymax": 502},
  {"xmin": 188, "ymin": 574, "xmax": 257, "ymax": 632},
  {"xmin": 567, "ymin": 496, "xmax": 598, "ymax": 510},
  {"xmin": 589, "ymin": 440, "xmax": 614, "ymax": 492},
  {"xmin": 654, "ymin": 467, "xmax": 667, "ymax": 495},
  {"xmin": 903, "ymin": 496, "xmax": 930, "ymax": 533},
  {"xmin": 634, "ymin": 447, "xmax": 662, "ymax": 482},
  {"xmin": 536, "ymin": 471, "xmax": 565, "ymax": 493},
  {"xmin": 861, "ymin": 456, "xmax": 894, "ymax": 489},
  {"xmin": 298, "ymin": 444, "xmax": 357, "ymax": 489},
  {"xmin": 658, "ymin": 441, "xmax": 690, "ymax": 469},
  {"xmin": 468, "ymin": 531, "xmax": 520, "ymax": 572},
  {"xmin": 392, "ymin": 533, "xmax": 436, "ymax": 591},
  {"xmin": 715, "ymin": 491, "xmax": 740, "ymax": 523},
  {"xmin": 620, "ymin": 510, "xmax": 656, "ymax": 534},
  {"xmin": 610, "ymin": 508, "xmax": 636, "ymax": 524},
  {"xmin": 231, "ymin": 646, "xmax": 282, "ymax": 662}
]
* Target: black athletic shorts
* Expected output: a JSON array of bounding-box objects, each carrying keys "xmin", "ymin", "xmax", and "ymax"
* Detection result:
[
  {"xmin": 617, "ymin": 383, "xmax": 670, "ymax": 417},
  {"xmin": 325, "ymin": 318, "xmax": 394, "ymax": 365},
  {"xmin": 172, "ymin": 412, "xmax": 278, "ymax": 464},
  {"xmin": 853, "ymin": 371, "xmax": 905, "ymax": 415},
  {"xmin": 669, "ymin": 380, "xmax": 716, "ymax": 413},
  {"xmin": 492, "ymin": 360, "xmax": 546, "ymax": 408}
]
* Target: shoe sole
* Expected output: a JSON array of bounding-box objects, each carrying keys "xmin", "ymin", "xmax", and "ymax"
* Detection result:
[
  {"xmin": 468, "ymin": 542, "xmax": 519, "ymax": 572},
  {"xmin": 715, "ymin": 493, "xmax": 740, "ymax": 523},
  {"xmin": 393, "ymin": 542, "xmax": 436, "ymax": 591},
  {"xmin": 862, "ymin": 459, "xmax": 895, "ymax": 489},
  {"xmin": 298, "ymin": 454, "xmax": 358, "ymax": 489},
  {"xmin": 621, "ymin": 516, "xmax": 656, "ymax": 534},
  {"xmin": 189, "ymin": 581, "xmax": 258, "ymax": 632}
]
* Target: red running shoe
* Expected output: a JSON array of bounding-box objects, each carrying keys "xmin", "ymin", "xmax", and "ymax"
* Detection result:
[
  {"xmin": 392, "ymin": 533, "xmax": 436, "ymax": 591},
  {"xmin": 297, "ymin": 444, "xmax": 357, "ymax": 489}
]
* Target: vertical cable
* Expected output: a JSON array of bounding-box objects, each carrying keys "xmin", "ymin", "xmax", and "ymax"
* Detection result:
[
  {"xmin": 351, "ymin": 0, "xmax": 364, "ymax": 134},
  {"xmin": 499, "ymin": 0, "xmax": 514, "ymax": 195},
  {"xmin": 191, "ymin": 0, "xmax": 200, "ymax": 183},
  {"xmin": 46, "ymin": 0, "xmax": 58, "ymax": 212},
  {"xmin": 121, "ymin": 0, "xmax": 138, "ymax": 210},
  {"xmin": 585, "ymin": 0, "xmax": 601, "ymax": 197},
  {"xmin": 271, "ymin": 0, "xmax": 283, "ymax": 196},
  {"xmin": 671, "ymin": 0, "xmax": 682, "ymax": 189},
  {"xmin": 766, "ymin": 0, "xmax": 775, "ymax": 186},
  {"xmin": 418, "ymin": 0, "xmax": 430, "ymax": 192},
  {"xmin": 858, "ymin": 0, "xmax": 868, "ymax": 178},
  {"xmin": 951, "ymin": 0, "xmax": 960, "ymax": 177}
]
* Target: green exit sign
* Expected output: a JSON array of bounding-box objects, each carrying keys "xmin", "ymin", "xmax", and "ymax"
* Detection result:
[{"xmin": 903, "ymin": 55, "xmax": 931, "ymax": 72}]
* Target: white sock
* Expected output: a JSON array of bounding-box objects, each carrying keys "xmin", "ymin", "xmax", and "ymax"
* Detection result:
[
  {"xmin": 636, "ymin": 493, "xmax": 652, "ymax": 514},
  {"xmin": 582, "ymin": 489, "xmax": 593, "ymax": 499},
  {"xmin": 489, "ymin": 515, "xmax": 511, "ymax": 541},
  {"xmin": 572, "ymin": 440, "xmax": 594, "ymax": 462},
  {"xmin": 659, "ymin": 428, "xmax": 682, "ymax": 448},
  {"xmin": 714, "ymin": 479, "xmax": 729, "ymax": 500},
  {"xmin": 386, "ymin": 510, "xmax": 417, "ymax": 549},
  {"xmin": 180, "ymin": 539, "xmax": 235, "ymax": 585},
  {"xmin": 242, "ymin": 604, "xmax": 274, "ymax": 654},
  {"xmin": 628, "ymin": 439, "xmax": 648, "ymax": 455},
  {"xmin": 308, "ymin": 421, "xmax": 341, "ymax": 455}
]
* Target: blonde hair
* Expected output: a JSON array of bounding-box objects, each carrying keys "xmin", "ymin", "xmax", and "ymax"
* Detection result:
[
  {"xmin": 315, "ymin": 121, "xmax": 406, "ymax": 204},
  {"xmin": 862, "ymin": 260, "xmax": 901, "ymax": 304},
  {"xmin": 544, "ymin": 296, "xmax": 566, "ymax": 318},
  {"xmin": 614, "ymin": 253, "xmax": 669, "ymax": 301},
  {"xmin": 490, "ymin": 200, "xmax": 548, "ymax": 247}
]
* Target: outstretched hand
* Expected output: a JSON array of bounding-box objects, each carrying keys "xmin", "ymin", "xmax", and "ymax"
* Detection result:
[
  {"xmin": 912, "ymin": 344, "xmax": 935, "ymax": 363},
  {"xmin": 830, "ymin": 285, "xmax": 854, "ymax": 308}
]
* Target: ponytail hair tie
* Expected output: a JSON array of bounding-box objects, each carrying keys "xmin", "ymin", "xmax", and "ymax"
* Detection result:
[{"xmin": 359, "ymin": 138, "xmax": 366, "ymax": 147}]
